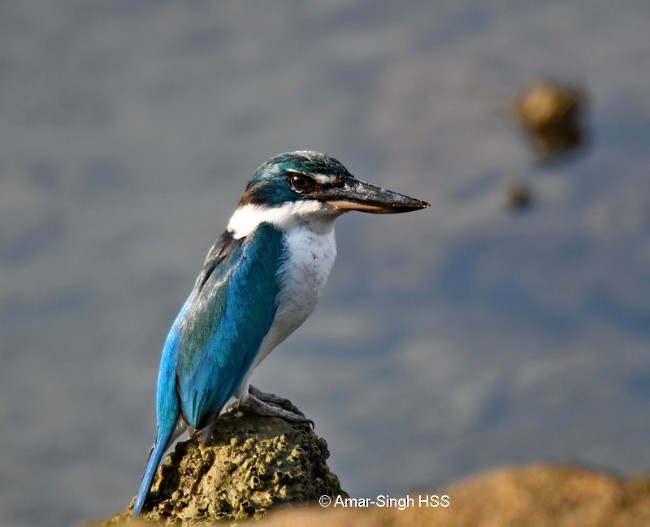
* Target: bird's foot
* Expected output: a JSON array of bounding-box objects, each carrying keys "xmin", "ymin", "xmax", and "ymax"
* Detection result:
[
  {"xmin": 189, "ymin": 414, "xmax": 216, "ymax": 447},
  {"xmin": 248, "ymin": 385, "xmax": 306, "ymax": 417},
  {"xmin": 242, "ymin": 387, "xmax": 314, "ymax": 428}
]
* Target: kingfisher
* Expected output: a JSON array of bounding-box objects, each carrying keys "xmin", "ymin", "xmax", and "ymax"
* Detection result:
[{"xmin": 132, "ymin": 151, "xmax": 429, "ymax": 516}]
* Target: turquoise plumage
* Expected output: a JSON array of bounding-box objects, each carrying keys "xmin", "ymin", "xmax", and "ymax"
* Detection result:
[{"xmin": 132, "ymin": 151, "xmax": 428, "ymax": 516}]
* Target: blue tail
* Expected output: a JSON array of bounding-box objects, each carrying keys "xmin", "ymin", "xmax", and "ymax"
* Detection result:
[
  {"xmin": 132, "ymin": 423, "xmax": 175, "ymax": 517},
  {"xmin": 133, "ymin": 295, "xmax": 189, "ymax": 516}
]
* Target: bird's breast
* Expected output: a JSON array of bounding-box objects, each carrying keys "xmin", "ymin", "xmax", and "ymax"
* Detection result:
[{"xmin": 254, "ymin": 224, "xmax": 337, "ymax": 366}]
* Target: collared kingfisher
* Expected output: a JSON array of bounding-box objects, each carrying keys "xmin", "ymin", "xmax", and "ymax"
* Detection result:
[{"xmin": 132, "ymin": 151, "xmax": 429, "ymax": 516}]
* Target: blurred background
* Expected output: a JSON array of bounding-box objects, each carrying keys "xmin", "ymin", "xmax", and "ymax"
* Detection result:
[{"xmin": 2, "ymin": 2, "xmax": 650, "ymax": 526}]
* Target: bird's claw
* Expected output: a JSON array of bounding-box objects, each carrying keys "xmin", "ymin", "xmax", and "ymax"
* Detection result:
[
  {"xmin": 244, "ymin": 386, "xmax": 314, "ymax": 428},
  {"xmin": 249, "ymin": 385, "xmax": 306, "ymax": 416}
]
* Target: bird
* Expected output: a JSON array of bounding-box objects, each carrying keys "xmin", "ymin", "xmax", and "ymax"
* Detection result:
[{"xmin": 131, "ymin": 151, "xmax": 429, "ymax": 516}]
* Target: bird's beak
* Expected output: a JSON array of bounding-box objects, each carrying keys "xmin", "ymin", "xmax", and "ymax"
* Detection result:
[{"xmin": 322, "ymin": 176, "xmax": 430, "ymax": 214}]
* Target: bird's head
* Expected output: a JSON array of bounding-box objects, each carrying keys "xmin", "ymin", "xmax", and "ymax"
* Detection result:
[
  {"xmin": 241, "ymin": 151, "xmax": 429, "ymax": 212},
  {"xmin": 229, "ymin": 151, "xmax": 429, "ymax": 237}
]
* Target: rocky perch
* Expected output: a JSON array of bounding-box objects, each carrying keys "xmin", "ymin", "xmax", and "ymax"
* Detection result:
[
  {"xmin": 92, "ymin": 400, "xmax": 650, "ymax": 527},
  {"xmin": 104, "ymin": 399, "xmax": 346, "ymax": 524}
]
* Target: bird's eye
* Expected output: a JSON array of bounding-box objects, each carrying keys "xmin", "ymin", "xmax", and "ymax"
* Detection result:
[{"xmin": 288, "ymin": 173, "xmax": 316, "ymax": 191}]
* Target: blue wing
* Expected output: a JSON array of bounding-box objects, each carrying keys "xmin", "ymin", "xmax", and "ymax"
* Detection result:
[
  {"xmin": 132, "ymin": 224, "xmax": 282, "ymax": 517},
  {"xmin": 175, "ymin": 223, "xmax": 284, "ymax": 429},
  {"xmin": 134, "ymin": 224, "xmax": 283, "ymax": 517}
]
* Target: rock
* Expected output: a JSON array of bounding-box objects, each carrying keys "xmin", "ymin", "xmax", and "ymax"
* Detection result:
[
  {"xmin": 253, "ymin": 465, "xmax": 650, "ymax": 527},
  {"xmin": 504, "ymin": 181, "xmax": 533, "ymax": 211},
  {"xmin": 104, "ymin": 399, "xmax": 346, "ymax": 524},
  {"xmin": 432, "ymin": 464, "xmax": 650, "ymax": 527},
  {"xmin": 515, "ymin": 82, "xmax": 583, "ymax": 132},
  {"xmin": 513, "ymin": 81, "xmax": 588, "ymax": 160},
  {"xmin": 91, "ymin": 464, "xmax": 650, "ymax": 526}
]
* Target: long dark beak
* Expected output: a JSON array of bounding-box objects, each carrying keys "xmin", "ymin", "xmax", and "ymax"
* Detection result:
[{"xmin": 321, "ymin": 176, "xmax": 429, "ymax": 214}]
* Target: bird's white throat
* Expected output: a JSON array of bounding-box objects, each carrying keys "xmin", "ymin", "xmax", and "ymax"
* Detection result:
[{"xmin": 227, "ymin": 201, "xmax": 340, "ymax": 239}]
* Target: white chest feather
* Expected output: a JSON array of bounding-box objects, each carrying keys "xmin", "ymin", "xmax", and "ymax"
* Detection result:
[
  {"xmin": 272, "ymin": 226, "xmax": 337, "ymax": 345},
  {"xmin": 227, "ymin": 201, "xmax": 339, "ymax": 369},
  {"xmin": 253, "ymin": 224, "xmax": 336, "ymax": 366}
]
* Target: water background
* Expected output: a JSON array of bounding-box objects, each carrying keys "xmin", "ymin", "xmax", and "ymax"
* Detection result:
[{"xmin": 2, "ymin": 2, "xmax": 650, "ymax": 525}]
